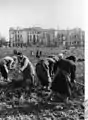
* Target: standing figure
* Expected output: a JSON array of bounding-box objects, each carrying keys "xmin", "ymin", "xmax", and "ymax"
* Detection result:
[{"xmin": 36, "ymin": 50, "xmax": 40, "ymax": 58}]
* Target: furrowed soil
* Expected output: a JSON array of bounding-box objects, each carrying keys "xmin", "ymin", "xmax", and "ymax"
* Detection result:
[{"xmin": 0, "ymin": 47, "xmax": 85, "ymax": 120}]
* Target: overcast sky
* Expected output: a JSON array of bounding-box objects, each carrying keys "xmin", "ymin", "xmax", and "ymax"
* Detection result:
[{"xmin": 0, "ymin": 0, "xmax": 85, "ymax": 39}]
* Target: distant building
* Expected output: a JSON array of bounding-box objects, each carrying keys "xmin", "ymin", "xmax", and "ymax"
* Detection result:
[
  {"xmin": 9, "ymin": 27, "xmax": 84, "ymax": 47},
  {"xmin": 56, "ymin": 28, "xmax": 85, "ymax": 48},
  {"xmin": 9, "ymin": 27, "xmax": 55, "ymax": 47},
  {"xmin": 66, "ymin": 28, "xmax": 85, "ymax": 47}
]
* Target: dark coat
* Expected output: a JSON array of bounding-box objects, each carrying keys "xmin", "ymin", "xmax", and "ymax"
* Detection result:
[
  {"xmin": 66, "ymin": 55, "xmax": 76, "ymax": 62},
  {"xmin": 36, "ymin": 59, "xmax": 49, "ymax": 87},
  {"xmin": 0, "ymin": 63, "xmax": 8, "ymax": 79},
  {"xmin": 51, "ymin": 68, "xmax": 72, "ymax": 97},
  {"xmin": 55, "ymin": 59, "xmax": 76, "ymax": 83},
  {"xmin": 36, "ymin": 58, "xmax": 55, "ymax": 87}
]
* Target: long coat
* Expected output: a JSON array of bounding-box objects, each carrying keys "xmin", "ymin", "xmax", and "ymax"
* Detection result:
[
  {"xmin": 51, "ymin": 68, "xmax": 72, "ymax": 97},
  {"xmin": 55, "ymin": 59, "xmax": 76, "ymax": 83},
  {"xmin": 36, "ymin": 58, "xmax": 55, "ymax": 87},
  {"xmin": 36, "ymin": 59, "xmax": 49, "ymax": 87}
]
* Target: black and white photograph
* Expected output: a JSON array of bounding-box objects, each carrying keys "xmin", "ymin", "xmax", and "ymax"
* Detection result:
[{"xmin": 0, "ymin": 0, "xmax": 85, "ymax": 119}]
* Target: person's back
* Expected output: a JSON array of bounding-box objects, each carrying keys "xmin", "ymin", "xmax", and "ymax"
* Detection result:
[
  {"xmin": 2, "ymin": 56, "xmax": 14, "ymax": 70},
  {"xmin": 56, "ymin": 58, "xmax": 76, "ymax": 83},
  {"xmin": 66, "ymin": 55, "xmax": 76, "ymax": 62},
  {"xmin": 3, "ymin": 56, "xmax": 13, "ymax": 64},
  {"xmin": 48, "ymin": 55, "xmax": 59, "ymax": 62},
  {"xmin": 57, "ymin": 58, "xmax": 75, "ymax": 71},
  {"xmin": 0, "ymin": 56, "xmax": 14, "ymax": 81}
]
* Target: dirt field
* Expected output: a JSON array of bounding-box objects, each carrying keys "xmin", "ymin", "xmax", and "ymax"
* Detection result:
[{"xmin": 0, "ymin": 47, "xmax": 84, "ymax": 120}]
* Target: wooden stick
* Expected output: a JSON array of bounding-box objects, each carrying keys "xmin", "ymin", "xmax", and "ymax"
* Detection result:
[{"xmin": 75, "ymin": 81, "xmax": 84, "ymax": 87}]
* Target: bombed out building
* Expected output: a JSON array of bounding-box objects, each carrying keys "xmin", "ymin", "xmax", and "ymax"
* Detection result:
[
  {"xmin": 9, "ymin": 27, "xmax": 84, "ymax": 48},
  {"xmin": 9, "ymin": 27, "xmax": 55, "ymax": 47}
]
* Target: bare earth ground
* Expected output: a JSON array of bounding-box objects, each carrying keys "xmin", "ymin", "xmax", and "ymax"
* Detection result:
[{"xmin": 0, "ymin": 47, "xmax": 85, "ymax": 120}]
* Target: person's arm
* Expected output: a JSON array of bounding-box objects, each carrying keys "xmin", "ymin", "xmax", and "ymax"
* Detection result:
[
  {"xmin": 4, "ymin": 64, "xmax": 9, "ymax": 73},
  {"xmin": 20, "ymin": 58, "xmax": 29, "ymax": 71},
  {"xmin": 71, "ymin": 65, "xmax": 76, "ymax": 83},
  {"xmin": 9, "ymin": 60, "xmax": 15, "ymax": 69}
]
